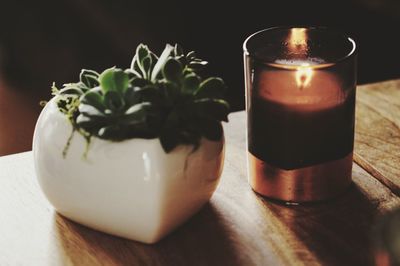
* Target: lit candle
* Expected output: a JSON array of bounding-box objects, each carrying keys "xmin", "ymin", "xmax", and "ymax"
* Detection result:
[
  {"xmin": 244, "ymin": 27, "xmax": 357, "ymax": 202},
  {"xmin": 249, "ymin": 63, "xmax": 355, "ymax": 170},
  {"xmin": 257, "ymin": 65, "xmax": 345, "ymax": 110}
]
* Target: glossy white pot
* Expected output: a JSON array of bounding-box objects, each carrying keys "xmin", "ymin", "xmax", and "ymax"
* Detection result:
[{"xmin": 33, "ymin": 98, "xmax": 224, "ymax": 243}]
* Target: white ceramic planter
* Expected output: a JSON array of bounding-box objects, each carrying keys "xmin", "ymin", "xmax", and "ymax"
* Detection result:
[{"xmin": 33, "ymin": 98, "xmax": 224, "ymax": 243}]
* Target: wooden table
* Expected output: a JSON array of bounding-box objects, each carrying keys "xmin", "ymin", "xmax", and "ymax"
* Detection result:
[{"xmin": 1, "ymin": 80, "xmax": 400, "ymax": 265}]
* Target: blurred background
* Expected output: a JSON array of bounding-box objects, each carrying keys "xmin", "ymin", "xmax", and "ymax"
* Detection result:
[{"xmin": 0, "ymin": 0, "xmax": 399, "ymax": 156}]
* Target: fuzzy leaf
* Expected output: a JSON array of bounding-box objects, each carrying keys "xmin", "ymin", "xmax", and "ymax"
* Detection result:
[
  {"xmin": 104, "ymin": 91, "xmax": 124, "ymax": 111},
  {"xmin": 76, "ymin": 114, "xmax": 92, "ymax": 126},
  {"xmin": 159, "ymin": 128, "xmax": 180, "ymax": 153},
  {"xmin": 174, "ymin": 44, "xmax": 184, "ymax": 56},
  {"xmin": 59, "ymin": 86, "xmax": 85, "ymax": 96},
  {"xmin": 175, "ymin": 55, "xmax": 187, "ymax": 66},
  {"xmin": 131, "ymin": 77, "xmax": 150, "ymax": 87},
  {"xmin": 196, "ymin": 77, "xmax": 226, "ymax": 99},
  {"xmin": 188, "ymin": 61, "xmax": 208, "ymax": 70},
  {"xmin": 99, "ymin": 68, "xmax": 130, "ymax": 94},
  {"xmin": 98, "ymin": 125, "xmax": 121, "ymax": 139},
  {"xmin": 164, "ymin": 109, "xmax": 180, "ymax": 127},
  {"xmin": 54, "ymin": 43, "xmax": 230, "ymax": 156},
  {"xmin": 141, "ymin": 55, "xmax": 152, "ymax": 78},
  {"xmin": 81, "ymin": 90, "xmax": 105, "ymax": 111},
  {"xmin": 125, "ymin": 68, "xmax": 141, "ymax": 79},
  {"xmin": 183, "ymin": 73, "xmax": 200, "ymax": 94},
  {"xmin": 130, "ymin": 55, "xmax": 143, "ymax": 77},
  {"xmin": 137, "ymin": 44, "xmax": 149, "ymax": 63},
  {"xmin": 78, "ymin": 104, "xmax": 105, "ymax": 117},
  {"xmin": 121, "ymin": 103, "xmax": 151, "ymax": 125},
  {"xmin": 162, "ymin": 81, "xmax": 179, "ymax": 104},
  {"xmin": 135, "ymin": 85, "xmax": 160, "ymax": 103},
  {"xmin": 186, "ymin": 51, "xmax": 196, "ymax": 60},
  {"xmin": 163, "ymin": 58, "xmax": 182, "ymax": 82},
  {"xmin": 124, "ymin": 87, "xmax": 140, "ymax": 106},
  {"xmin": 80, "ymin": 69, "xmax": 100, "ymax": 88},
  {"xmin": 151, "ymin": 44, "xmax": 174, "ymax": 81},
  {"xmin": 125, "ymin": 103, "xmax": 147, "ymax": 115},
  {"xmin": 76, "ymin": 114, "xmax": 104, "ymax": 128},
  {"xmin": 194, "ymin": 98, "xmax": 230, "ymax": 122}
]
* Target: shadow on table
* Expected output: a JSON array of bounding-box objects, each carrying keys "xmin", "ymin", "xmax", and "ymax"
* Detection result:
[
  {"xmin": 53, "ymin": 203, "xmax": 243, "ymax": 266},
  {"xmin": 263, "ymin": 182, "xmax": 378, "ymax": 266}
]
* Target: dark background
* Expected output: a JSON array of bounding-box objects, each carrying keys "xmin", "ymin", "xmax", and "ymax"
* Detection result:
[
  {"xmin": 1, "ymin": 0, "xmax": 400, "ymax": 109},
  {"xmin": 0, "ymin": 0, "xmax": 399, "ymax": 155}
]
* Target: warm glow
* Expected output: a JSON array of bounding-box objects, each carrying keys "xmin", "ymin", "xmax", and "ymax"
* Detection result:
[
  {"xmin": 296, "ymin": 63, "xmax": 313, "ymax": 88},
  {"xmin": 287, "ymin": 28, "xmax": 314, "ymax": 88},
  {"xmin": 288, "ymin": 28, "xmax": 307, "ymax": 51}
]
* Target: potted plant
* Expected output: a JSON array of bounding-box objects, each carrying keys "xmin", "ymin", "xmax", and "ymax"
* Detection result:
[{"xmin": 33, "ymin": 44, "xmax": 229, "ymax": 243}]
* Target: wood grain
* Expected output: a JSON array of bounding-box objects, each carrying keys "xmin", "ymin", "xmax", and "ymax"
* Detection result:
[
  {"xmin": 224, "ymin": 112, "xmax": 400, "ymax": 266},
  {"xmin": 354, "ymin": 79, "xmax": 400, "ymax": 195},
  {"xmin": 1, "ymin": 102, "xmax": 400, "ymax": 265}
]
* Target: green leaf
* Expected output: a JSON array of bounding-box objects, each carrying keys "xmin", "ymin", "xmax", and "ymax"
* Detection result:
[
  {"xmin": 182, "ymin": 73, "xmax": 200, "ymax": 94},
  {"xmin": 196, "ymin": 77, "xmax": 226, "ymax": 99},
  {"xmin": 76, "ymin": 82, "xmax": 92, "ymax": 92},
  {"xmin": 162, "ymin": 58, "xmax": 182, "ymax": 82},
  {"xmin": 186, "ymin": 51, "xmax": 196, "ymax": 60},
  {"xmin": 182, "ymin": 68, "xmax": 194, "ymax": 76},
  {"xmin": 125, "ymin": 68, "xmax": 141, "ymax": 79},
  {"xmin": 141, "ymin": 55, "xmax": 152, "ymax": 78},
  {"xmin": 60, "ymin": 82, "xmax": 89, "ymax": 93},
  {"xmin": 98, "ymin": 125, "xmax": 121, "ymax": 139},
  {"xmin": 81, "ymin": 90, "xmax": 105, "ymax": 111},
  {"xmin": 136, "ymin": 44, "xmax": 149, "ymax": 63},
  {"xmin": 80, "ymin": 69, "xmax": 100, "ymax": 88},
  {"xmin": 174, "ymin": 44, "xmax": 184, "ymax": 56},
  {"xmin": 148, "ymin": 52, "xmax": 158, "ymax": 77},
  {"xmin": 104, "ymin": 91, "xmax": 124, "ymax": 111},
  {"xmin": 59, "ymin": 85, "xmax": 85, "ymax": 96},
  {"xmin": 121, "ymin": 103, "xmax": 151, "ymax": 125},
  {"xmin": 130, "ymin": 56, "xmax": 143, "ymax": 77},
  {"xmin": 54, "ymin": 43, "xmax": 230, "ymax": 156},
  {"xmin": 164, "ymin": 109, "xmax": 180, "ymax": 128},
  {"xmin": 149, "ymin": 52, "xmax": 158, "ymax": 65},
  {"xmin": 76, "ymin": 114, "xmax": 91, "ymax": 126},
  {"xmin": 162, "ymin": 81, "xmax": 179, "ymax": 105},
  {"xmin": 78, "ymin": 104, "xmax": 105, "ymax": 117},
  {"xmin": 178, "ymin": 130, "xmax": 200, "ymax": 146},
  {"xmin": 125, "ymin": 102, "xmax": 147, "ymax": 115},
  {"xmin": 151, "ymin": 44, "xmax": 174, "ymax": 82},
  {"xmin": 188, "ymin": 61, "xmax": 208, "ymax": 70},
  {"xmin": 99, "ymin": 68, "xmax": 130, "ymax": 94},
  {"xmin": 194, "ymin": 98, "xmax": 230, "ymax": 122},
  {"xmin": 130, "ymin": 77, "xmax": 150, "ymax": 88},
  {"xmin": 135, "ymin": 85, "xmax": 160, "ymax": 103},
  {"xmin": 159, "ymin": 128, "xmax": 180, "ymax": 153},
  {"xmin": 76, "ymin": 114, "xmax": 104, "ymax": 128},
  {"xmin": 124, "ymin": 87, "xmax": 140, "ymax": 106},
  {"xmin": 175, "ymin": 55, "xmax": 187, "ymax": 66}
]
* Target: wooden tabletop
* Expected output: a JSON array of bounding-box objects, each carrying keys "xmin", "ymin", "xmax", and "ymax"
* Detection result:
[{"xmin": 1, "ymin": 79, "xmax": 400, "ymax": 266}]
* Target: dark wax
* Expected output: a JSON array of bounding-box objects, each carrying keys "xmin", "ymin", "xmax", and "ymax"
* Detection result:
[{"xmin": 248, "ymin": 89, "xmax": 355, "ymax": 170}]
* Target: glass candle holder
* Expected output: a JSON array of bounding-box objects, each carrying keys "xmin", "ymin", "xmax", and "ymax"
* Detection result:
[{"xmin": 243, "ymin": 27, "xmax": 357, "ymax": 203}]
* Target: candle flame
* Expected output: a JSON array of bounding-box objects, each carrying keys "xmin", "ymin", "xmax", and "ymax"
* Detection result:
[
  {"xmin": 288, "ymin": 28, "xmax": 307, "ymax": 51},
  {"xmin": 296, "ymin": 63, "xmax": 313, "ymax": 88}
]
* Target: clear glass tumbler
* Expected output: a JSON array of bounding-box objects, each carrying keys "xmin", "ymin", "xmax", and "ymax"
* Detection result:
[{"xmin": 243, "ymin": 27, "xmax": 357, "ymax": 202}]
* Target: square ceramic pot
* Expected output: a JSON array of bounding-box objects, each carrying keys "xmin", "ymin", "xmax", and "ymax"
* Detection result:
[{"xmin": 33, "ymin": 98, "xmax": 225, "ymax": 243}]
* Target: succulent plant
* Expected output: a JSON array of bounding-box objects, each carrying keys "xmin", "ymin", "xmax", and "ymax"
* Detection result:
[{"xmin": 52, "ymin": 43, "xmax": 229, "ymax": 155}]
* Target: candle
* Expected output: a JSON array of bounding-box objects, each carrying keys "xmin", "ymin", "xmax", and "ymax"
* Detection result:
[
  {"xmin": 243, "ymin": 27, "xmax": 357, "ymax": 202},
  {"xmin": 249, "ymin": 65, "xmax": 355, "ymax": 170}
]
